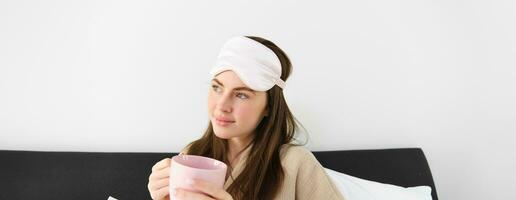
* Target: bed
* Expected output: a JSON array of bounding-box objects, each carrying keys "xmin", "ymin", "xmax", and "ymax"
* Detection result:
[{"xmin": 0, "ymin": 148, "xmax": 438, "ymax": 199}]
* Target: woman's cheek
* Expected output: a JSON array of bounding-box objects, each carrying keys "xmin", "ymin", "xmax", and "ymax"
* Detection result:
[
  {"xmin": 234, "ymin": 105, "xmax": 252, "ymax": 120},
  {"xmin": 207, "ymin": 94, "xmax": 216, "ymax": 115}
]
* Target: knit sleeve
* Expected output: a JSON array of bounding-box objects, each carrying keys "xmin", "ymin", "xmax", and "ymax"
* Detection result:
[{"xmin": 284, "ymin": 146, "xmax": 345, "ymax": 200}]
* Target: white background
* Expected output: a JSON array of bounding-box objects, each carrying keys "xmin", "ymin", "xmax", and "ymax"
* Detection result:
[{"xmin": 1, "ymin": 1, "xmax": 515, "ymax": 199}]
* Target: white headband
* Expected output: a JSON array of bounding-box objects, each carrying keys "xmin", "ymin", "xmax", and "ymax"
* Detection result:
[{"xmin": 210, "ymin": 36, "xmax": 286, "ymax": 91}]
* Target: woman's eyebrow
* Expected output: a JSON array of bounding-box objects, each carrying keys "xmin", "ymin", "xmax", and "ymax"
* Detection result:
[{"xmin": 212, "ymin": 78, "xmax": 256, "ymax": 94}]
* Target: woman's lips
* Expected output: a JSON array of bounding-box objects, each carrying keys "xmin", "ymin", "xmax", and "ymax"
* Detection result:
[{"xmin": 215, "ymin": 117, "xmax": 234, "ymax": 127}]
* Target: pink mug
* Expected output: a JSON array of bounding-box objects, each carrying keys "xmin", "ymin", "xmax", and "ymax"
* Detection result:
[{"xmin": 169, "ymin": 154, "xmax": 227, "ymax": 198}]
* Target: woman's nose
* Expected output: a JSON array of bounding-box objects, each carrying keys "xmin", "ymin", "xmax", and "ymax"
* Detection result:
[{"xmin": 216, "ymin": 93, "xmax": 232, "ymax": 113}]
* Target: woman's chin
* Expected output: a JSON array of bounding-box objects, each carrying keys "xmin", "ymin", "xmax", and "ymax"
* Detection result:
[
  {"xmin": 211, "ymin": 121, "xmax": 235, "ymax": 139},
  {"xmin": 213, "ymin": 130, "xmax": 233, "ymax": 139}
]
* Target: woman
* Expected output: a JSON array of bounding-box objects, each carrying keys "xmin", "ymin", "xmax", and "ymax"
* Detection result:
[{"xmin": 147, "ymin": 36, "xmax": 344, "ymax": 200}]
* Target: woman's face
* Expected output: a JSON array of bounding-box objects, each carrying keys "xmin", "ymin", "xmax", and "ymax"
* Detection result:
[{"xmin": 208, "ymin": 70, "xmax": 268, "ymax": 141}]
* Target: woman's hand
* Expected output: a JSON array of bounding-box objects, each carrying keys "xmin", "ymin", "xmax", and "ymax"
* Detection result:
[
  {"xmin": 172, "ymin": 179, "xmax": 233, "ymax": 200},
  {"xmin": 148, "ymin": 158, "xmax": 172, "ymax": 200}
]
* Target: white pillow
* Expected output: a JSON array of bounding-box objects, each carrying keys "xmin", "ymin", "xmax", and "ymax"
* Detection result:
[{"xmin": 324, "ymin": 168, "xmax": 432, "ymax": 200}]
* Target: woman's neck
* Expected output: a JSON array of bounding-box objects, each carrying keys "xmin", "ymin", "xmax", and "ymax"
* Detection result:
[{"xmin": 227, "ymin": 134, "xmax": 254, "ymax": 167}]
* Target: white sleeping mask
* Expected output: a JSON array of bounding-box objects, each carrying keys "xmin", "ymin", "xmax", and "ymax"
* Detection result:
[{"xmin": 210, "ymin": 36, "xmax": 286, "ymax": 92}]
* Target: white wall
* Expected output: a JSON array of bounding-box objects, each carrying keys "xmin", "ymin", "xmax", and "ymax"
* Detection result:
[{"xmin": 1, "ymin": 0, "xmax": 515, "ymax": 199}]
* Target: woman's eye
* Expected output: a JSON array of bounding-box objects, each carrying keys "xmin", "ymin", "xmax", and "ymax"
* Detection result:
[
  {"xmin": 212, "ymin": 85, "xmax": 248, "ymax": 99},
  {"xmin": 211, "ymin": 85, "xmax": 221, "ymax": 92},
  {"xmin": 236, "ymin": 93, "xmax": 249, "ymax": 99}
]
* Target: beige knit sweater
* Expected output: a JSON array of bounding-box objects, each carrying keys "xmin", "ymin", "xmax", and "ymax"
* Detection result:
[{"xmin": 181, "ymin": 144, "xmax": 345, "ymax": 200}]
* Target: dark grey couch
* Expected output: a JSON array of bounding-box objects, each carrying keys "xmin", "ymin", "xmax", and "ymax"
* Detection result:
[{"xmin": 0, "ymin": 148, "xmax": 438, "ymax": 200}]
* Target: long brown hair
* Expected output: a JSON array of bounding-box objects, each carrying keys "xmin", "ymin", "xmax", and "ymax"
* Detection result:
[{"xmin": 185, "ymin": 36, "xmax": 306, "ymax": 200}]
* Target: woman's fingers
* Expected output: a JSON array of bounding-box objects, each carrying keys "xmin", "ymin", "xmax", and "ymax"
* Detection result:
[
  {"xmin": 190, "ymin": 179, "xmax": 233, "ymax": 200},
  {"xmin": 148, "ymin": 158, "xmax": 172, "ymax": 200},
  {"xmin": 152, "ymin": 158, "xmax": 171, "ymax": 171},
  {"xmin": 149, "ymin": 167, "xmax": 170, "ymax": 180},
  {"xmin": 151, "ymin": 185, "xmax": 170, "ymax": 200},
  {"xmin": 148, "ymin": 177, "xmax": 170, "ymax": 190},
  {"xmin": 147, "ymin": 169, "xmax": 170, "ymax": 199},
  {"xmin": 174, "ymin": 188, "xmax": 214, "ymax": 200}
]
